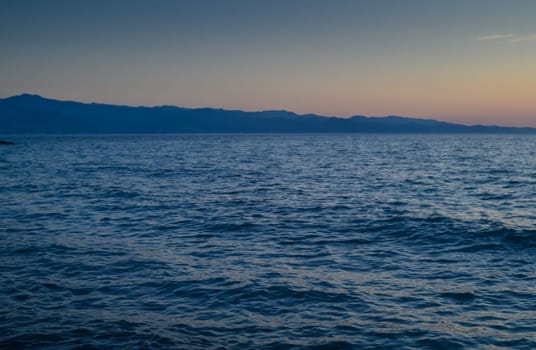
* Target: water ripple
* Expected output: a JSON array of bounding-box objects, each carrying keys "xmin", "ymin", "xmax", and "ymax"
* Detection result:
[{"xmin": 1, "ymin": 134, "xmax": 535, "ymax": 349}]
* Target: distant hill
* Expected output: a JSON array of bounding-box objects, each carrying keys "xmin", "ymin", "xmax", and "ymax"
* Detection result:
[{"xmin": 0, "ymin": 94, "xmax": 534, "ymax": 134}]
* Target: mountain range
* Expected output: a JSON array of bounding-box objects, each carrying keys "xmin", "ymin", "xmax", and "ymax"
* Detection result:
[{"xmin": 0, "ymin": 94, "xmax": 534, "ymax": 134}]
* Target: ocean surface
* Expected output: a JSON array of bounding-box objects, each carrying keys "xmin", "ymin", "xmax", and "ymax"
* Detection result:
[{"xmin": 1, "ymin": 134, "xmax": 535, "ymax": 349}]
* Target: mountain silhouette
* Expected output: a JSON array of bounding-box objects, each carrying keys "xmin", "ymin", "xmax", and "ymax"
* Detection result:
[{"xmin": 0, "ymin": 94, "xmax": 534, "ymax": 133}]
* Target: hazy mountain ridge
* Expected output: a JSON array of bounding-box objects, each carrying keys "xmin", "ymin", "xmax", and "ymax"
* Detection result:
[{"xmin": 1, "ymin": 94, "xmax": 534, "ymax": 133}]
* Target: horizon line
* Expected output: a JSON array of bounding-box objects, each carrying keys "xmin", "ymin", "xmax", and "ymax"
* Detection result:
[{"xmin": 2, "ymin": 93, "xmax": 535, "ymax": 130}]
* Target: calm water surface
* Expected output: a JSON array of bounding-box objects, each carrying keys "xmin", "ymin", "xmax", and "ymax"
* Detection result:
[{"xmin": 1, "ymin": 134, "xmax": 535, "ymax": 349}]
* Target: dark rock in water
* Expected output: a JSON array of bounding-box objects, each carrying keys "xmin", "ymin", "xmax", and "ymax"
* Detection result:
[{"xmin": 0, "ymin": 140, "xmax": 15, "ymax": 145}]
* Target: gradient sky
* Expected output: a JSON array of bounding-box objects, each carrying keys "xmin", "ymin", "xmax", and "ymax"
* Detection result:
[{"xmin": 1, "ymin": 0, "xmax": 536, "ymax": 126}]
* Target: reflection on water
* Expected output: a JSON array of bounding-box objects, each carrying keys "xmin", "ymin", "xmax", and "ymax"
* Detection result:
[{"xmin": 1, "ymin": 134, "xmax": 535, "ymax": 349}]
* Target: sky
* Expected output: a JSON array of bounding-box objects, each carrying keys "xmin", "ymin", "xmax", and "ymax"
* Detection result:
[{"xmin": 1, "ymin": 0, "xmax": 536, "ymax": 126}]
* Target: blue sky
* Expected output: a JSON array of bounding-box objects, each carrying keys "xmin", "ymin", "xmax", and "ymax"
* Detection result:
[{"xmin": 1, "ymin": 0, "xmax": 536, "ymax": 126}]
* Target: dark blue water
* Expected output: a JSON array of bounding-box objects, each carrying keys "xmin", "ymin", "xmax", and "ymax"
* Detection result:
[{"xmin": 1, "ymin": 134, "xmax": 535, "ymax": 349}]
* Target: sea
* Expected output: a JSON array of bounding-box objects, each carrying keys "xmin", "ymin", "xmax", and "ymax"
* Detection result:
[{"xmin": 1, "ymin": 134, "xmax": 535, "ymax": 349}]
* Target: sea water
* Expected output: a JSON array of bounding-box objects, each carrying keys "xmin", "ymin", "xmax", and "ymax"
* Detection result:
[{"xmin": 1, "ymin": 134, "xmax": 535, "ymax": 349}]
